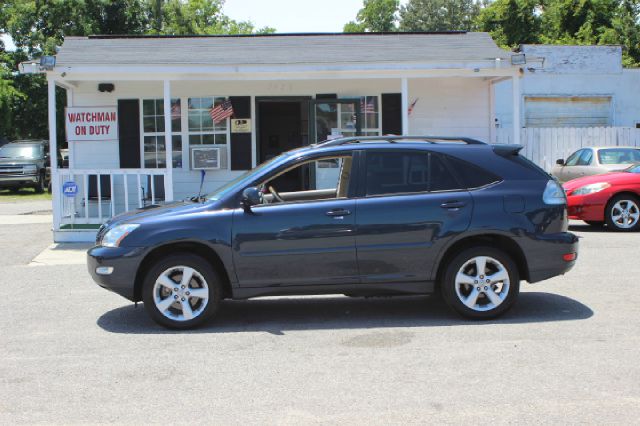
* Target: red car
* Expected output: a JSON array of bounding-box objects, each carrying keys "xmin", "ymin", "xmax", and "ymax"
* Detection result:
[{"xmin": 564, "ymin": 164, "xmax": 640, "ymax": 231}]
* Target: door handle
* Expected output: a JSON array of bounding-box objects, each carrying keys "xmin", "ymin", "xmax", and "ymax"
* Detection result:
[
  {"xmin": 440, "ymin": 201, "xmax": 466, "ymax": 209},
  {"xmin": 326, "ymin": 209, "xmax": 351, "ymax": 217}
]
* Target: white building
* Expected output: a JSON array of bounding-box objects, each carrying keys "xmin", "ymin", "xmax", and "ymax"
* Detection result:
[
  {"xmin": 43, "ymin": 32, "xmax": 528, "ymax": 242},
  {"xmin": 495, "ymin": 45, "xmax": 640, "ymax": 129}
]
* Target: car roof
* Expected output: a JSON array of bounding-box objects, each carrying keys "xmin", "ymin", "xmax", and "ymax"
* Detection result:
[
  {"xmin": 587, "ymin": 146, "xmax": 640, "ymax": 150},
  {"xmin": 11, "ymin": 140, "xmax": 47, "ymax": 145}
]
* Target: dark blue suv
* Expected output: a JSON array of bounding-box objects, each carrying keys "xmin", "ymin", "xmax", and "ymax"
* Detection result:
[{"xmin": 88, "ymin": 136, "xmax": 578, "ymax": 329}]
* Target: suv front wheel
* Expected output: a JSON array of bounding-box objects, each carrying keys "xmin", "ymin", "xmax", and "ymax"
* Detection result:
[
  {"xmin": 142, "ymin": 253, "xmax": 222, "ymax": 329},
  {"xmin": 441, "ymin": 247, "xmax": 520, "ymax": 319}
]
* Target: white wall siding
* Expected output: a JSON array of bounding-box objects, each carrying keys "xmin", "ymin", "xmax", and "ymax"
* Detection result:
[{"xmin": 408, "ymin": 77, "xmax": 490, "ymax": 141}]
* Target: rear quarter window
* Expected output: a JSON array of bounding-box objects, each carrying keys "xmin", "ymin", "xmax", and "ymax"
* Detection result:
[{"xmin": 443, "ymin": 155, "xmax": 501, "ymax": 189}]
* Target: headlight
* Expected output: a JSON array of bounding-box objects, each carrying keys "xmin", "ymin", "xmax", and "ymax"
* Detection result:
[
  {"xmin": 571, "ymin": 182, "xmax": 611, "ymax": 196},
  {"xmin": 23, "ymin": 164, "xmax": 37, "ymax": 173},
  {"xmin": 101, "ymin": 224, "xmax": 140, "ymax": 247},
  {"xmin": 543, "ymin": 180, "xmax": 566, "ymax": 205}
]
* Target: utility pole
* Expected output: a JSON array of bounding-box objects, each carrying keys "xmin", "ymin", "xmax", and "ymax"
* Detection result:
[{"xmin": 155, "ymin": 0, "xmax": 162, "ymax": 32}]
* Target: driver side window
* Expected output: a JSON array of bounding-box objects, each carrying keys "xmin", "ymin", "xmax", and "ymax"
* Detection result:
[
  {"xmin": 258, "ymin": 155, "xmax": 353, "ymax": 205},
  {"xmin": 565, "ymin": 149, "xmax": 584, "ymax": 166}
]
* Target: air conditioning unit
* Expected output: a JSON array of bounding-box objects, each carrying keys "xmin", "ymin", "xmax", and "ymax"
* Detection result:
[{"xmin": 191, "ymin": 146, "xmax": 221, "ymax": 170}]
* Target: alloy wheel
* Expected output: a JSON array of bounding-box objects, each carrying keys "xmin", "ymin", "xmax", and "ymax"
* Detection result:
[
  {"xmin": 610, "ymin": 199, "xmax": 640, "ymax": 229},
  {"xmin": 152, "ymin": 266, "xmax": 209, "ymax": 321},
  {"xmin": 454, "ymin": 256, "xmax": 510, "ymax": 312}
]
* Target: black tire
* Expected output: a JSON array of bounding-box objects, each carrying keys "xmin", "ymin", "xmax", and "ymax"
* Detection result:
[
  {"xmin": 441, "ymin": 246, "xmax": 520, "ymax": 320},
  {"xmin": 605, "ymin": 194, "xmax": 640, "ymax": 232},
  {"xmin": 584, "ymin": 220, "xmax": 604, "ymax": 228},
  {"xmin": 34, "ymin": 171, "xmax": 45, "ymax": 194},
  {"xmin": 142, "ymin": 253, "xmax": 222, "ymax": 329}
]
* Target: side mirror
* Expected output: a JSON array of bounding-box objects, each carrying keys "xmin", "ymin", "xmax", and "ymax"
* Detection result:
[
  {"xmin": 556, "ymin": 159, "xmax": 565, "ymax": 166},
  {"xmin": 241, "ymin": 187, "xmax": 263, "ymax": 211}
]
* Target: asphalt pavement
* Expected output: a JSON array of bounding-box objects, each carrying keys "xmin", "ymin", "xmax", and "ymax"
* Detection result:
[{"xmin": 1, "ymin": 209, "xmax": 639, "ymax": 424}]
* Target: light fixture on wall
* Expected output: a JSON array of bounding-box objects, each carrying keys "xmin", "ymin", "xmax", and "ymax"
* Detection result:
[
  {"xmin": 39, "ymin": 56, "xmax": 56, "ymax": 71},
  {"xmin": 511, "ymin": 54, "xmax": 526, "ymax": 65},
  {"xmin": 98, "ymin": 83, "xmax": 115, "ymax": 93}
]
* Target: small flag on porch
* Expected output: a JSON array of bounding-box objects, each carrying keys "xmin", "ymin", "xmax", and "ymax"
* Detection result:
[
  {"xmin": 408, "ymin": 98, "xmax": 419, "ymax": 116},
  {"xmin": 210, "ymin": 99, "xmax": 234, "ymax": 124}
]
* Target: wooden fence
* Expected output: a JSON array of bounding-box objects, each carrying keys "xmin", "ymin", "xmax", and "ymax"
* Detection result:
[{"xmin": 495, "ymin": 127, "xmax": 640, "ymax": 172}]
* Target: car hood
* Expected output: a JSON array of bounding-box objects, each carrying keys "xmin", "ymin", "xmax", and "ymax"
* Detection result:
[
  {"xmin": 104, "ymin": 201, "xmax": 215, "ymax": 228},
  {"xmin": 0, "ymin": 158, "xmax": 38, "ymax": 166},
  {"xmin": 563, "ymin": 171, "xmax": 638, "ymax": 190}
]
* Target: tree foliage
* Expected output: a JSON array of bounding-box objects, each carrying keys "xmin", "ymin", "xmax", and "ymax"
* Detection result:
[
  {"xmin": 399, "ymin": 0, "xmax": 483, "ymax": 32},
  {"xmin": 0, "ymin": 0, "xmax": 273, "ymax": 141},
  {"xmin": 475, "ymin": 0, "xmax": 542, "ymax": 46},
  {"xmin": 343, "ymin": 0, "xmax": 400, "ymax": 32}
]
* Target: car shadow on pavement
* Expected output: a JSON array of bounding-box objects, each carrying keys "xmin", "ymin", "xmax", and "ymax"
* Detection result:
[
  {"xmin": 569, "ymin": 223, "xmax": 609, "ymax": 233},
  {"xmin": 97, "ymin": 292, "xmax": 593, "ymax": 335}
]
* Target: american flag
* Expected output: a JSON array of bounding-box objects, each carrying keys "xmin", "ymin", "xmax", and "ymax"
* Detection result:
[
  {"xmin": 408, "ymin": 98, "xmax": 419, "ymax": 116},
  {"xmin": 210, "ymin": 99, "xmax": 234, "ymax": 124},
  {"xmin": 360, "ymin": 97, "xmax": 376, "ymax": 114}
]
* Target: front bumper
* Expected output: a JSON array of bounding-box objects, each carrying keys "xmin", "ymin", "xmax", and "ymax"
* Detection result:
[
  {"xmin": 87, "ymin": 245, "xmax": 146, "ymax": 301},
  {"xmin": 566, "ymin": 193, "xmax": 607, "ymax": 222},
  {"xmin": 524, "ymin": 232, "xmax": 579, "ymax": 283},
  {"xmin": 0, "ymin": 175, "xmax": 38, "ymax": 187}
]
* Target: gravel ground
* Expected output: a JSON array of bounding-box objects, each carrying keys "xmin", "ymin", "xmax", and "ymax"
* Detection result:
[{"xmin": 1, "ymin": 220, "xmax": 639, "ymax": 424}]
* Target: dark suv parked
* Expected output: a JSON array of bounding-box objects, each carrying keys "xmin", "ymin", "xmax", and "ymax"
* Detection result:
[
  {"xmin": 88, "ymin": 136, "xmax": 578, "ymax": 329},
  {"xmin": 0, "ymin": 140, "xmax": 50, "ymax": 193}
]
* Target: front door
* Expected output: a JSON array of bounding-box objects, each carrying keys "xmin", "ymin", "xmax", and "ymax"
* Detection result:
[
  {"xmin": 355, "ymin": 149, "xmax": 473, "ymax": 283},
  {"xmin": 232, "ymin": 153, "xmax": 358, "ymax": 287}
]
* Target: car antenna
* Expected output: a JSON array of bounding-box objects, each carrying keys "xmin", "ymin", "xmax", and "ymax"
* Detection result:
[{"xmin": 197, "ymin": 169, "xmax": 206, "ymax": 201}]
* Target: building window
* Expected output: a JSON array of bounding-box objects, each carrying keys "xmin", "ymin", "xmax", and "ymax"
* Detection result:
[
  {"xmin": 337, "ymin": 96, "xmax": 381, "ymax": 137},
  {"xmin": 142, "ymin": 98, "xmax": 182, "ymax": 168},
  {"xmin": 188, "ymin": 97, "xmax": 229, "ymax": 146}
]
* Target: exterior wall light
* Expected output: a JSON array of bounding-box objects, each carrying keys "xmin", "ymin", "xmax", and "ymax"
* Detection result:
[
  {"xmin": 511, "ymin": 54, "xmax": 526, "ymax": 65},
  {"xmin": 39, "ymin": 56, "xmax": 56, "ymax": 70}
]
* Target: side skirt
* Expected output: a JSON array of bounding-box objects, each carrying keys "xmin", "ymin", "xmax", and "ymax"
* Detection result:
[{"xmin": 231, "ymin": 281, "xmax": 435, "ymax": 300}]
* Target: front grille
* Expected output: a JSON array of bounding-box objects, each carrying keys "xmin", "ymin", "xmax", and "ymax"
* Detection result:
[{"xmin": 0, "ymin": 166, "xmax": 24, "ymax": 175}]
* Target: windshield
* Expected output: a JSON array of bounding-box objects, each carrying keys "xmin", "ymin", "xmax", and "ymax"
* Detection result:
[
  {"xmin": 598, "ymin": 148, "xmax": 640, "ymax": 165},
  {"xmin": 625, "ymin": 164, "xmax": 640, "ymax": 173},
  {"xmin": 206, "ymin": 153, "xmax": 289, "ymax": 201},
  {"xmin": 0, "ymin": 144, "xmax": 42, "ymax": 159}
]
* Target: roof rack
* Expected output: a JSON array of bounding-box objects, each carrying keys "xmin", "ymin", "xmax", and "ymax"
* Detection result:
[{"xmin": 316, "ymin": 135, "xmax": 486, "ymax": 147}]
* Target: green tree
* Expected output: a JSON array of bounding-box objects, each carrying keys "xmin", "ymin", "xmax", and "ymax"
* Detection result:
[
  {"xmin": 475, "ymin": 0, "xmax": 542, "ymax": 47},
  {"xmin": 343, "ymin": 0, "xmax": 400, "ymax": 32},
  {"xmin": 399, "ymin": 0, "xmax": 483, "ymax": 32}
]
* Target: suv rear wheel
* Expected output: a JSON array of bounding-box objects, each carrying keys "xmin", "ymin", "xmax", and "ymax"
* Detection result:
[
  {"xmin": 441, "ymin": 247, "xmax": 520, "ymax": 319},
  {"xmin": 142, "ymin": 253, "xmax": 222, "ymax": 329}
]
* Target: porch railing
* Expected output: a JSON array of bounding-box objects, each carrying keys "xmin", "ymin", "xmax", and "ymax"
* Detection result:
[
  {"xmin": 54, "ymin": 168, "xmax": 168, "ymax": 230},
  {"xmin": 495, "ymin": 127, "xmax": 640, "ymax": 172}
]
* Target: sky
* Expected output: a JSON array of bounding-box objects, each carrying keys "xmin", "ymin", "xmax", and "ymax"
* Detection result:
[{"xmin": 0, "ymin": 0, "xmax": 410, "ymax": 51}]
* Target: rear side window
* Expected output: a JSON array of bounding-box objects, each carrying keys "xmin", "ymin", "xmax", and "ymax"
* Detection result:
[
  {"xmin": 364, "ymin": 151, "xmax": 462, "ymax": 196},
  {"xmin": 598, "ymin": 148, "xmax": 640, "ymax": 165},
  {"xmin": 442, "ymin": 155, "xmax": 501, "ymax": 189}
]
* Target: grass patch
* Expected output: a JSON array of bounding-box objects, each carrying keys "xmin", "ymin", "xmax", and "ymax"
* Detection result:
[
  {"xmin": 0, "ymin": 188, "xmax": 52, "ymax": 202},
  {"xmin": 59, "ymin": 223, "xmax": 101, "ymax": 230}
]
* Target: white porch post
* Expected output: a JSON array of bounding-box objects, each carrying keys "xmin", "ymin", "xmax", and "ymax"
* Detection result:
[
  {"xmin": 48, "ymin": 79, "xmax": 61, "ymax": 231},
  {"xmin": 512, "ymin": 74, "xmax": 521, "ymax": 145},
  {"xmin": 163, "ymin": 80, "xmax": 174, "ymax": 201},
  {"xmin": 401, "ymin": 77, "xmax": 409, "ymax": 135}
]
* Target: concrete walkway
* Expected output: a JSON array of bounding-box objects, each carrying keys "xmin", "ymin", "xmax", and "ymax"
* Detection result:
[
  {"xmin": 0, "ymin": 199, "xmax": 53, "ymax": 215},
  {"xmin": 29, "ymin": 243, "xmax": 92, "ymax": 266}
]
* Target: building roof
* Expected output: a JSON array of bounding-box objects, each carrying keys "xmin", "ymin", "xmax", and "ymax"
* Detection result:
[{"xmin": 56, "ymin": 32, "xmax": 514, "ymax": 67}]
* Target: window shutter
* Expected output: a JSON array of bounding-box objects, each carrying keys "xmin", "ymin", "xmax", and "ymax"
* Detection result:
[
  {"xmin": 381, "ymin": 93, "xmax": 402, "ymax": 135},
  {"xmin": 117, "ymin": 99, "xmax": 141, "ymax": 168},
  {"xmin": 229, "ymin": 96, "xmax": 252, "ymax": 170}
]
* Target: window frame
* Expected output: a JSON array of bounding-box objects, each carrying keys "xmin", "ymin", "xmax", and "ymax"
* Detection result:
[
  {"xmin": 186, "ymin": 96, "xmax": 231, "ymax": 169},
  {"xmin": 356, "ymin": 149, "xmax": 469, "ymax": 199},
  {"xmin": 139, "ymin": 98, "xmax": 183, "ymax": 169},
  {"xmin": 248, "ymin": 152, "xmax": 358, "ymax": 208}
]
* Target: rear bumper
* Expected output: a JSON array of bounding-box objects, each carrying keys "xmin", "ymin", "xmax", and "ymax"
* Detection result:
[
  {"xmin": 87, "ymin": 245, "xmax": 146, "ymax": 301},
  {"xmin": 524, "ymin": 232, "xmax": 579, "ymax": 283},
  {"xmin": 567, "ymin": 194, "xmax": 607, "ymax": 222}
]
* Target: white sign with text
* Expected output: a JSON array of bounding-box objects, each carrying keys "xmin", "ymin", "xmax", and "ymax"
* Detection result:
[{"xmin": 66, "ymin": 107, "xmax": 118, "ymax": 141}]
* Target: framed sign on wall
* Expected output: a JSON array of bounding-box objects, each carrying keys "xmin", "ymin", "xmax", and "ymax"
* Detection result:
[{"xmin": 65, "ymin": 106, "xmax": 118, "ymax": 141}]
